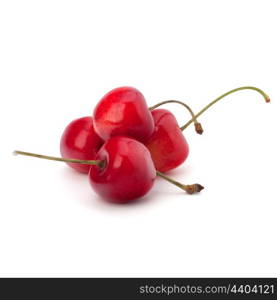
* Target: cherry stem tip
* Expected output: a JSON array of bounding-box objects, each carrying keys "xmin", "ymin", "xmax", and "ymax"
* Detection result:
[{"xmin": 156, "ymin": 171, "xmax": 204, "ymax": 194}]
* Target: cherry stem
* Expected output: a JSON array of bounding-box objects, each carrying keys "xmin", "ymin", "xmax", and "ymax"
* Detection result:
[
  {"xmin": 13, "ymin": 150, "xmax": 105, "ymax": 168},
  {"xmin": 149, "ymin": 100, "xmax": 203, "ymax": 134},
  {"xmin": 156, "ymin": 171, "xmax": 204, "ymax": 194},
  {"xmin": 180, "ymin": 86, "xmax": 270, "ymax": 131},
  {"xmin": 13, "ymin": 150, "xmax": 204, "ymax": 195}
]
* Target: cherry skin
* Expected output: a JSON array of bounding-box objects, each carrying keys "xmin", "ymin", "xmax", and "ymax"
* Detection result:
[
  {"xmin": 93, "ymin": 87, "xmax": 154, "ymax": 143},
  {"xmin": 144, "ymin": 109, "xmax": 189, "ymax": 173},
  {"xmin": 60, "ymin": 116, "xmax": 104, "ymax": 173},
  {"xmin": 89, "ymin": 136, "xmax": 156, "ymax": 203}
]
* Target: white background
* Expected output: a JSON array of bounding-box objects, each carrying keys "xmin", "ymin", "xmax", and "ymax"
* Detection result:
[{"xmin": 0, "ymin": 0, "xmax": 276, "ymax": 277}]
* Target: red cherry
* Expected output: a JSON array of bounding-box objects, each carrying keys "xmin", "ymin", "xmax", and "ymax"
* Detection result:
[
  {"xmin": 60, "ymin": 116, "xmax": 104, "ymax": 173},
  {"xmin": 14, "ymin": 149, "xmax": 203, "ymax": 197},
  {"xmin": 89, "ymin": 136, "xmax": 156, "ymax": 203},
  {"xmin": 93, "ymin": 87, "xmax": 154, "ymax": 143},
  {"xmin": 145, "ymin": 109, "xmax": 189, "ymax": 173}
]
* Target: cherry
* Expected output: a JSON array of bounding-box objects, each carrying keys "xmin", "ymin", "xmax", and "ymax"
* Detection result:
[
  {"xmin": 14, "ymin": 143, "xmax": 204, "ymax": 203},
  {"xmin": 93, "ymin": 86, "xmax": 154, "ymax": 143},
  {"xmin": 88, "ymin": 136, "xmax": 156, "ymax": 203},
  {"xmin": 15, "ymin": 138, "xmax": 155, "ymax": 203},
  {"xmin": 144, "ymin": 108, "xmax": 190, "ymax": 173},
  {"xmin": 60, "ymin": 116, "xmax": 103, "ymax": 173},
  {"xmin": 144, "ymin": 100, "xmax": 202, "ymax": 172}
]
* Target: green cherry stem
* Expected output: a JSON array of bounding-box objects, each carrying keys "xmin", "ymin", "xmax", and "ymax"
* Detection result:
[
  {"xmin": 13, "ymin": 150, "xmax": 105, "ymax": 167},
  {"xmin": 156, "ymin": 171, "xmax": 204, "ymax": 194},
  {"xmin": 181, "ymin": 86, "xmax": 270, "ymax": 131},
  {"xmin": 149, "ymin": 100, "xmax": 203, "ymax": 134},
  {"xmin": 13, "ymin": 150, "xmax": 204, "ymax": 195}
]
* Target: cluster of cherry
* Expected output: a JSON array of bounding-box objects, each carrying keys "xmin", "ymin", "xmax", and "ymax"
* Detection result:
[{"xmin": 15, "ymin": 86, "xmax": 269, "ymax": 204}]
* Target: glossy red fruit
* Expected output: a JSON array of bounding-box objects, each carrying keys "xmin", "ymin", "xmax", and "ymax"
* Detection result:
[
  {"xmin": 144, "ymin": 109, "xmax": 189, "ymax": 173},
  {"xmin": 93, "ymin": 87, "xmax": 154, "ymax": 143},
  {"xmin": 60, "ymin": 116, "xmax": 104, "ymax": 173},
  {"xmin": 89, "ymin": 136, "xmax": 156, "ymax": 203}
]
